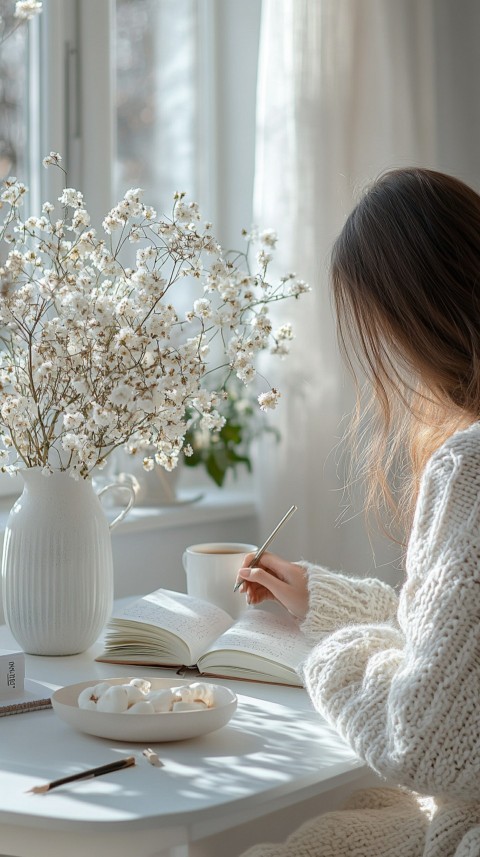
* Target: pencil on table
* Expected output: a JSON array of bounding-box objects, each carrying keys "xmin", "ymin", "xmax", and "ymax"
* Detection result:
[{"xmin": 27, "ymin": 755, "xmax": 136, "ymax": 794}]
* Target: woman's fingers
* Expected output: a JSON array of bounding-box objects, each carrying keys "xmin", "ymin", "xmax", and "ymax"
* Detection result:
[
  {"xmin": 238, "ymin": 566, "xmax": 307, "ymax": 618},
  {"xmin": 241, "ymin": 581, "xmax": 275, "ymax": 606},
  {"xmin": 242, "ymin": 551, "xmax": 292, "ymax": 578},
  {"xmin": 238, "ymin": 565, "xmax": 291, "ymax": 601},
  {"xmin": 235, "ymin": 552, "xmax": 308, "ymax": 617}
]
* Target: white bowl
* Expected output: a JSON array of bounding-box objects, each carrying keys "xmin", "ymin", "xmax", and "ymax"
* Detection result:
[{"xmin": 51, "ymin": 677, "xmax": 237, "ymax": 742}]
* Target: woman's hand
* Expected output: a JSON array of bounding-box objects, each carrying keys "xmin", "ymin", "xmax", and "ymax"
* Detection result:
[{"xmin": 235, "ymin": 551, "xmax": 309, "ymax": 619}]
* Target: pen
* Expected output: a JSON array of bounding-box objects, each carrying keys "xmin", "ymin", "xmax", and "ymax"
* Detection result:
[
  {"xmin": 27, "ymin": 755, "xmax": 136, "ymax": 794},
  {"xmin": 233, "ymin": 504, "xmax": 298, "ymax": 591}
]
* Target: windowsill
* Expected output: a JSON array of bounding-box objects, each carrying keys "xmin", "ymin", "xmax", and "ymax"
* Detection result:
[
  {"xmin": 0, "ymin": 486, "xmax": 257, "ymax": 537},
  {"xmin": 107, "ymin": 488, "xmax": 257, "ymax": 535}
]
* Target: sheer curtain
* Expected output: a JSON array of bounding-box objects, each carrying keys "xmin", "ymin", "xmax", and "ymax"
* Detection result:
[{"xmin": 253, "ymin": 0, "xmax": 439, "ymax": 581}]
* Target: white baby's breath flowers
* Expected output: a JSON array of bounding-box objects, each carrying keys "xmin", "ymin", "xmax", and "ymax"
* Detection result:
[
  {"xmin": 287, "ymin": 277, "xmax": 310, "ymax": 297},
  {"xmin": 271, "ymin": 322, "xmax": 294, "ymax": 356},
  {"xmin": 58, "ymin": 187, "xmax": 84, "ymax": 208},
  {"xmin": 193, "ymin": 298, "xmax": 212, "ymax": 318},
  {"xmin": 258, "ymin": 388, "xmax": 281, "ymax": 411},
  {"xmin": 0, "ymin": 158, "xmax": 309, "ymax": 479},
  {"xmin": 259, "ymin": 228, "xmax": 278, "ymax": 248},
  {"xmin": 42, "ymin": 152, "xmax": 61, "ymax": 168},
  {"xmin": 14, "ymin": 0, "xmax": 42, "ymax": 20}
]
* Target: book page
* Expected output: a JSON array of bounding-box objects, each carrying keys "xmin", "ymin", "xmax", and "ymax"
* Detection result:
[
  {"xmin": 204, "ymin": 607, "xmax": 311, "ymax": 671},
  {"xmin": 111, "ymin": 588, "xmax": 233, "ymax": 664}
]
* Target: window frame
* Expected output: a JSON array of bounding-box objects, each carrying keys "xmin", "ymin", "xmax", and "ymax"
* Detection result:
[{"xmin": 32, "ymin": 0, "xmax": 261, "ymax": 237}]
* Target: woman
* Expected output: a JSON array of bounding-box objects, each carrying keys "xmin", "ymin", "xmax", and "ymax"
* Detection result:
[{"xmin": 236, "ymin": 168, "xmax": 480, "ymax": 857}]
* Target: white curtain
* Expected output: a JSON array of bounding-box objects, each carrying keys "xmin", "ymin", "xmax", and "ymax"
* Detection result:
[{"xmin": 253, "ymin": 0, "xmax": 443, "ymax": 582}]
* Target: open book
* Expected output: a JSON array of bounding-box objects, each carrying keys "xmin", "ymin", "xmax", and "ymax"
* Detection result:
[{"xmin": 96, "ymin": 588, "xmax": 311, "ymax": 686}]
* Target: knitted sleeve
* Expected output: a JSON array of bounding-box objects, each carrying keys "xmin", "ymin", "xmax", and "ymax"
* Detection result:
[
  {"xmin": 301, "ymin": 423, "xmax": 480, "ymax": 801},
  {"xmin": 299, "ymin": 562, "xmax": 398, "ymax": 642}
]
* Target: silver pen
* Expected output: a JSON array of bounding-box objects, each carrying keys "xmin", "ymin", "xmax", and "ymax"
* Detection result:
[{"xmin": 233, "ymin": 504, "xmax": 298, "ymax": 591}]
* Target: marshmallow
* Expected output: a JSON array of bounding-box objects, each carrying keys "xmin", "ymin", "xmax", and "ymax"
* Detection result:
[
  {"xmin": 128, "ymin": 678, "xmax": 151, "ymax": 693},
  {"xmin": 172, "ymin": 700, "xmax": 208, "ymax": 712},
  {"xmin": 126, "ymin": 700, "xmax": 156, "ymax": 714},
  {"xmin": 96, "ymin": 685, "xmax": 130, "ymax": 713},
  {"xmin": 146, "ymin": 689, "xmax": 179, "ymax": 713},
  {"xmin": 191, "ymin": 682, "xmax": 216, "ymax": 706},
  {"xmin": 176, "ymin": 686, "xmax": 196, "ymax": 704},
  {"xmin": 77, "ymin": 683, "xmax": 112, "ymax": 708},
  {"xmin": 92, "ymin": 682, "xmax": 112, "ymax": 697},
  {"xmin": 76, "ymin": 679, "xmax": 225, "ymax": 714},
  {"xmin": 125, "ymin": 684, "xmax": 146, "ymax": 705},
  {"xmin": 77, "ymin": 687, "xmax": 99, "ymax": 710}
]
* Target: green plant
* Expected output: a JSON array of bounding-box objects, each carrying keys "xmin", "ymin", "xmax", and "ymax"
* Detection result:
[{"xmin": 183, "ymin": 382, "xmax": 280, "ymax": 487}]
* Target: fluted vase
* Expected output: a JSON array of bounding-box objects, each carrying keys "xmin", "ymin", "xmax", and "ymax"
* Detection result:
[{"xmin": 1, "ymin": 469, "xmax": 133, "ymax": 656}]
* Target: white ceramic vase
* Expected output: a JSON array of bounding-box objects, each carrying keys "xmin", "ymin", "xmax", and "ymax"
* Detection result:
[{"xmin": 1, "ymin": 469, "xmax": 134, "ymax": 656}]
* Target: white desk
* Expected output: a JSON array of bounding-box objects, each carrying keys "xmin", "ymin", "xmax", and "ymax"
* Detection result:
[{"xmin": 0, "ymin": 623, "xmax": 378, "ymax": 857}]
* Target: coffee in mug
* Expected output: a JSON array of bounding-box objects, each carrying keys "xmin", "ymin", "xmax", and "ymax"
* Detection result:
[{"xmin": 182, "ymin": 542, "xmax": 257, "ymax": 618}]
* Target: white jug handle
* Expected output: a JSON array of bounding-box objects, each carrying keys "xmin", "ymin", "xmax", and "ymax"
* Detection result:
[
  {"xmin": 97, "ymin": 483, "xmax": 135, "ymax": 531},
  {"xmin": 182, "ymin": 551, "xmax": 188, "ymax": 572}
]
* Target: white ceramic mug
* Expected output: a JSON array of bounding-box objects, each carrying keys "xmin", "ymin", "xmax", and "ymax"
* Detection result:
[{"xmin": 182, "ymin": 542, "xmax": 257, "ymax": 618}]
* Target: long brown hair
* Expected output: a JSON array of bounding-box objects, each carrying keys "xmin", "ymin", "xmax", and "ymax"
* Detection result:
[{"xmin": 331, "ymin": 167, "xmax": 480, "ymax": 539}]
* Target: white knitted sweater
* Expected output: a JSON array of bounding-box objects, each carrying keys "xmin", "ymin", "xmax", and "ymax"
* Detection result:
[{"xmin": 242, "ymin": 423, "xmax": 480, "ymax": 857}]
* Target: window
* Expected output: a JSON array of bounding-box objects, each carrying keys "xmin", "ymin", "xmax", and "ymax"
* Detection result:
[
  {"xmin": 0, "ymin": 0, "xmax": 262, "ymax": 498},
  {"xmin": 30, "ymin": 0, "xmax": 260, "ymax": 239},
  {"xmin": 0, "ymin": 1, "xmax": 29, "ymax": 181},
  {"xmin": 114, "ymin": 0, "xmax": 199, "ymax": 207}
]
